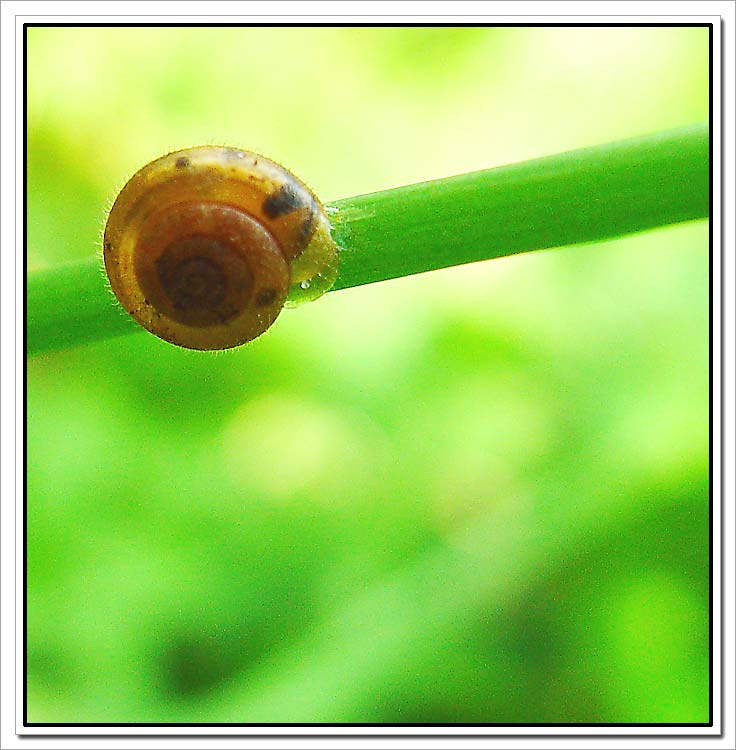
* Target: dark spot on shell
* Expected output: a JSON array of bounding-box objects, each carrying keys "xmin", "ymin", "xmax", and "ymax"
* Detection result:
[
  {"xmin": 299, "ymin": 207, "xmax": 316, "ymax": 243},
  {"xmin": 262, "ymin": 183, "xmax": 306, "ymax": 219},
  {"xmin": 256, "ymin": 288, "xmax": 278, "ymax": 307},
  {"xmin": 175, "ymin": 156, "xmax": 191, "ymax": 169},
  {"xmin": 104, "ymin": 241, "xmax": 112, "ymax": 252}
]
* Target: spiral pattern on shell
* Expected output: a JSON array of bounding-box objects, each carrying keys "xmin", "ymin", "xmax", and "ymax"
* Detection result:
[{"xmin": 103, "ymin": 146, "xmax": 338, "ymax": 350}]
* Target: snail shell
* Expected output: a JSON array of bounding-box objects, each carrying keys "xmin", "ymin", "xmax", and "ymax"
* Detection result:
[{"xmin": 103, "ymin": 146, "xmax": 339, "ymax": 350}]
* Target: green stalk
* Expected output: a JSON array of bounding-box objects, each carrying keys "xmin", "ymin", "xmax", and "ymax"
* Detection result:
[
  {"xmin": 27, "ymin": 124, "xmax": 709, "ymax": 356},
  {"xmin": 26, "ymin": 259, "xmax": 140, "ymax": 354}
]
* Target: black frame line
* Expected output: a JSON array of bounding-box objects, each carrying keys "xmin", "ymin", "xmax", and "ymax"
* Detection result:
[{"xmin": 20, "ymin": 20, "xmax": 720, "ymax": 736}]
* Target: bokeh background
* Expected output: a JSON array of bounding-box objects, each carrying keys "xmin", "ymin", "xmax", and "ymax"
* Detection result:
[{"xmin": 26, "ymin": 26, "xmax": 710, "ymax": 724}]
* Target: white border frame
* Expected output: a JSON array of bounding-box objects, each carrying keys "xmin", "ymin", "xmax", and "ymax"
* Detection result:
[{"xmin": 2, "ymin": 3, "xmax": 733, "ymax": 746}]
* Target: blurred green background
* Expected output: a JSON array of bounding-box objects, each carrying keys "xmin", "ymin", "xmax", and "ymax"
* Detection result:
[{"xmin": 26, "ymin": 26, "xmax": 710, "ymax": 724}]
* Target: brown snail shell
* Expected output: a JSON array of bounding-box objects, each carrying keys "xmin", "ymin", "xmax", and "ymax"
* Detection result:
[{"xmin": 103, "ymin": 146, "xmax": 338, "ymax": 351}]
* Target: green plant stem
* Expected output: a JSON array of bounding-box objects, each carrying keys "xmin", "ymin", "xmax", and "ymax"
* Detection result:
[
  {"xmin": 27, "ymin": 260, "xmax": 141, "ymax": 355},
  {"xmin": 27, "ymin": 123, "xmax": 709, "ymax": 356}
]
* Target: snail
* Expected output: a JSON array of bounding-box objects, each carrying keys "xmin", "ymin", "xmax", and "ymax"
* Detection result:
[{"xmin": 103, "ymin": 146, "xmax": 340, "ymax": 350}]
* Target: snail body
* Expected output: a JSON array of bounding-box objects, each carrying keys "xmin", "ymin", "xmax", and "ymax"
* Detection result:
[{"xmin": 103, "ymin": 146, "xmax": 339, "ymax": 350}]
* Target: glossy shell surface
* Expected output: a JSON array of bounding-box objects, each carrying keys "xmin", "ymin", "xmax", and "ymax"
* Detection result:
[{"xmin": 104, "ymin": 146, "xmax": 339, "ymax": 350}]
